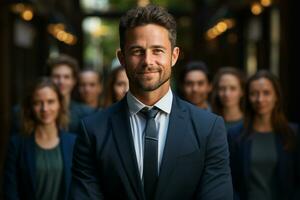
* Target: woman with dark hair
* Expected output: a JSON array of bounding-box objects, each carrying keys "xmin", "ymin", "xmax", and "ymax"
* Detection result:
[
  {"xmin": 4, "ymin": 77, "xmax": 76, "ymax": 200},
  {"xmin": 228, "ymin": 70, "xmax": 299, "ymax": 200},
  {"xmin": 103, "ymin": 66, "xmax": 129, "ymax": 107},
  {"xmin": 211, "ymin": 67, "xmax": 245, "ymax": 129}
]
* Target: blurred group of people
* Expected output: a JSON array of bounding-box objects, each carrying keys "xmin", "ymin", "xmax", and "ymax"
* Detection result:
[
  {"xmin": 4, "ymin": 54, "xmax": 130, "ymax": 199},
  {"xmin": 178, "ymin": 61, "xmax": 300, "ymax": 200},
  {"xmin": 2, "ymin": 3, "xmax": 300, "ymax": 200}
]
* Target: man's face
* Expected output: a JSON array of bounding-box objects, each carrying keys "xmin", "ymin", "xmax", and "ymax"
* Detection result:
[
  {"xmin": 183, "ymin": 70, "xmax": 211, "ymax": 107},
  {"xmin": 51, "ymin": 65, "xmax": 76, "ymax": 97},
  {"xmin": 117, "ymin": 24, "xmax": 179, "ymax": 95},
  {"xmin": 78, "ymin": 71, "xmax": 102, "ymax": 105}
]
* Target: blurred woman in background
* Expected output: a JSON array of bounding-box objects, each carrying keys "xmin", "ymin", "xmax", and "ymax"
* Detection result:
[
  {"xmin": 228, "ymin": 70, "xmax": 299, "ymax": 200},
  {"xmin": 4, "ymin": 77, "xmax": 76, "ymax": 200},
  {"xmin": 103, "ymin": 66, "xmax": 129, "ymax": 107},
  {"xmin": 211, "ymin": 67, "xmax": 245, "ymax": 129}
]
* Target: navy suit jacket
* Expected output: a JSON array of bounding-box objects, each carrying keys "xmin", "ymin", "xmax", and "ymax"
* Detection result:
[
  {"xmin": 70, "ymin": 95, "xmax": 233, "ymax": 200},
  {"xmin": 228, "ymin": 124, "xmax": 300, "ymax": 200},
  {"xmin": 3, "ymin": 131, "xmax": 76, "ymax": 200}
]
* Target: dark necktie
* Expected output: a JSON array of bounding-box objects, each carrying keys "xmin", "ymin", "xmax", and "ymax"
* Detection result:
[{"xmin": 141, "ymin": 107, "xmax": 159, "ymax": 200}]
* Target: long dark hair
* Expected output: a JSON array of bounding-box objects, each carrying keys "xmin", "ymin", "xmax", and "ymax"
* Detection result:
[
  {"xmin": 244, "ymin": 70, "xmax": 295, "ymax": 150},
  {"xmin": 211, "ymin": 67, "xmax": 245, "ymax": 116},
  {"xmin": 103, "ymin": 66, "xmax": 126, "ymax": 107},
  {"xmin": 21, "ymin": 77, "xmax": 69, "ymax": 135}
]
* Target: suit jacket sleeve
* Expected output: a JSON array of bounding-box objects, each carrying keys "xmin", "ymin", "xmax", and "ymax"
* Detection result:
[
  {"xmin": 3, "ymin": 136, "xmax": 21, "ymax": 200},
  {"xmin": 69, "ymin": 120, "xmax": 104, "ymax": 200},
  {"xmin": 195, "ymin": 116, "xmax": 233, "ymax": 200}
]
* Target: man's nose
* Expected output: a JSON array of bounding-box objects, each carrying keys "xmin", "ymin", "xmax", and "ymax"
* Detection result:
[{"xmin": 143, "ymin": 51, "xmax": 154, "ymax": 66}]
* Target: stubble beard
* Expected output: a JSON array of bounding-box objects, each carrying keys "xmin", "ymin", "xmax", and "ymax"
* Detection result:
[{"xmin": 136, "ymin": 74, "xmax": 170, "ymax": 92}]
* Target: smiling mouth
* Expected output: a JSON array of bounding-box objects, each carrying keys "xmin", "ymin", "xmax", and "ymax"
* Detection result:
[{"xmin": 138, "ymin": 71, "xmax": 159, "ymax": 74}]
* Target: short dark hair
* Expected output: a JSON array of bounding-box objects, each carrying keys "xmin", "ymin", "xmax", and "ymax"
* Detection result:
[
  {"xmin": 180, "ymin": 60, "xmax": 211, "ymax": 83},
  {"xmin": 47, "ymin": 54, "xmax": 79, "ymax": 80},
  {"xmin": 80, "ymin": 67, "xmax": 102, "ymax": 83},
  {"xmin": 119, "ymin": 4, "xmax": 177, "ymax": 51},
  {"xmin": 103, "ymin": 66, "xmax": 126, "ymax": 107}
]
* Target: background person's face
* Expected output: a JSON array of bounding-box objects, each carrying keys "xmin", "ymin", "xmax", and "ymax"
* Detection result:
[
  {"xmin": 249, "ymin": 77, "xmax": 277, "ymax": 117},
  {"xmin": 218, "ymin": 74, "xmax": 243, "ymax": 108},
  {"xmin": 79, "ymin": 71, "xmax": 102, "ymax": 104},
  {"xmin": 118, "ymin": 24, "xmax": 179, "ymax": 94},
  {"xmin": 33, "ymin": 87, "xmax": 60, "ymax": 126},
  {"xmin": 183, "ymin": 70, "xmax": 211, "ymax": 107},
  {"xmin": 51, "ymin": 65, "xmax": 76, "ymax": 97},
  {"xmin": 113, "ymin": 69, "xmax": 129, "ymax": 101}
]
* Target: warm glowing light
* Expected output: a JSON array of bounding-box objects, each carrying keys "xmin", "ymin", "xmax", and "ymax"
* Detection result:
[
  {"xmin": 138, "ymin": 0, "xmax": 150, "ymax": 7},
  {"xmin": 251, "ymin": 3, "xmax": 263, "ymax": 15},
  {"xmin": 65, "ymin": 34, "xmax": 74, "ymax": 44},
  {"xmin": 205, "ymin": 18, "xmax": 236, "ymax": 40},
  {"xmin": 211, "ymin": 27, "xmax": 220, "ymax": 36},
  {"xmin": 216, "ymin": 22, "xmax": 227, "ymax": 33},
  {"xmin": 56, "ymin": 31, "xmax": 67, "ymax": 41},
  {"xmin": 224, "ymin": 19, "xmax": 235, "ymax": 28},
  {"xmin": 67, "ymin": 35, "xmax": 77, "ymax": 45},
  {"xmin": 48, "ymin": 23, "xmax": 77, "ymax": 45},
  {"xmin": 206, "ymin": 31, "xmax": 216, "ymax": 40},
  {"xmin": 21, "ymin": 9, "xmax": 33, "ymax": 21},
  {"xmin": 55, "ymin": 23, "xmax": 65, "ymax": 31},
  {"xmin": 261, "ymin": 0, "xmax": 272, "ymax": 7}
]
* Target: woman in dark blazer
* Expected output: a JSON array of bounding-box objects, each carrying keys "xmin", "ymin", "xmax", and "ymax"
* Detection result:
[
  {"xmin": 228, "ymin": 70, "xmax": 300, "ymax": 200},
  {"xmin": 4, "ymin": 77, "xmax": 76, "ymax": 200}
]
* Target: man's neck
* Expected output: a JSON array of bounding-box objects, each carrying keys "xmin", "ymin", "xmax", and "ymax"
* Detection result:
[{"xmin": 130, "ymin": 85, "xmax": 170, "ymax": 106}]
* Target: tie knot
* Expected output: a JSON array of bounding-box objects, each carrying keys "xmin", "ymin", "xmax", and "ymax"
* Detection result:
[{"xmin": 141, "ymin": 107, "xmax": 159, "ymax": 119}]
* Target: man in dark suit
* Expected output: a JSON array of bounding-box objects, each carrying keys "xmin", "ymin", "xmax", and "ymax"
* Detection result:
[{"xmin": 70, "ymin": 4, "xmax": 233, "ymax": 200}]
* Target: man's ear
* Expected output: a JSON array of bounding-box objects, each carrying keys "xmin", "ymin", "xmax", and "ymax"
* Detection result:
[
  {"xmin": 171, "ymin": 47, "xmax": 180, "ymax": 67},
  {"xmin": 116, "ymin": 48, "xmax": 125, "ymax": 67}
]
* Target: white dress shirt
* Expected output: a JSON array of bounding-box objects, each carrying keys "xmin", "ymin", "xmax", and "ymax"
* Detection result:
[{"xmin": 126, "ymin": 88, "xmax": 172, "ymax": 179}]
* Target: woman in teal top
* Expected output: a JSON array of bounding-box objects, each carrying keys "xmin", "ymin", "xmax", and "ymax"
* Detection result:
[
  {"xmin": 211, "ymin": 67, "xmax": 245, "ymax": 130},
  {"xmin": 228, "ymin": 70, "xmax": 299, "ymax": 200},
  {"xmin": 4, "ymin": 77, "xmax": 76, "ymax": 200}
]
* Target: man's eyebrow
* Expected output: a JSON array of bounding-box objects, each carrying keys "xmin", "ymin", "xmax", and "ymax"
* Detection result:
[
  {"xmin": 151, "ymin": 45, "xmax": 166, "ymax": 50},
  {"xmin": 128, "ymin": 45, "xmax": 167, "ymax": 50},
  {"xmin": 128, "ymin": 45, "xmax": 143, "ymax": 50}
]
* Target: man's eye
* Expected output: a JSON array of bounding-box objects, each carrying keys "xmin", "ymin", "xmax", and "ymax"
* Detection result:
[
  {"xmin": 132, "ymin": 49, "xmax": 143, "ymax": 55},
  {"xmin": 153, "ymin": 49, "xmax": 164, "ymax": 54}
]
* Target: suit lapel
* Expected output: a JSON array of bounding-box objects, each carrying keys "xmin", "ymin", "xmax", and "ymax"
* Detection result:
[
  {"xmin": 155, "ymin": 97, "xmax": 188, "ymax": 199},
  {"xmin": 111, "ymin": 99, "xmax": 144, "ymax": 200}
]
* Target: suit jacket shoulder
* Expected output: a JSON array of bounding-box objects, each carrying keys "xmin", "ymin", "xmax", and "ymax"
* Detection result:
[{"xmin": 176, "ymin": 97, "xmax": 225, "ymax": 137}]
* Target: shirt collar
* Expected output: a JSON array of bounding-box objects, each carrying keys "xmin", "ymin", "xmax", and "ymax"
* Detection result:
[{"xmin": 126, "ymin": 88, "xmax": 173, "ymax": 116}]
